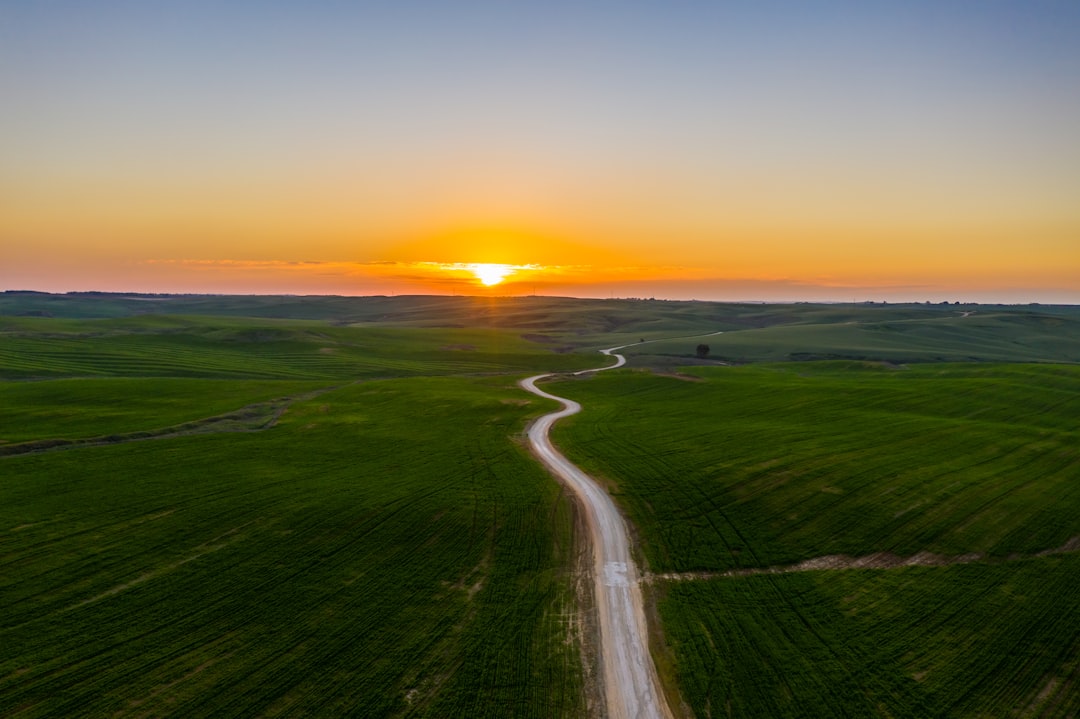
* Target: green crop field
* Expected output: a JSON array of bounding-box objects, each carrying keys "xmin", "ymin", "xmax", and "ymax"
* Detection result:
[
  {"xmin": 1, "ymin": 376, "xmax": 584, "ymax": 717},
  {"xmin": 549, "ymin": 362, "xmax": 1080, "ymax": 716},
  {"xmin": 0, "ymin": 315, "xmax": 596, "ymax": 380},
  {"xmin": 627, "ymin": 311, "xmax": 1080, "ymax": 365},
  {"xmin": 0, "ymin": 378, "xmax": 325, "ymax": 446},
  {"xmin": 6, "ymin": 291, "xmax": 1079, "ymax": 359},
  {"xmin": 4, "ymin": 293, "xmax": 1079, "ymax": 717},
  {"xmin": 0, "ymin": 298, "xmax": 607, "ymax": 717},
  {"xmin": 659, "ymin": 556, "xmax": 1080, "ymax": 717},
  {"xmin": 552, "ymin": 363, "xmax": 1080, "ymax": 570}
]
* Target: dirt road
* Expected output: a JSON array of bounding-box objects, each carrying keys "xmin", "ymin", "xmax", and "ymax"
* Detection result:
[{"xmin": 521, "ymin": 342, "xmax": 674, "ymax": 719}]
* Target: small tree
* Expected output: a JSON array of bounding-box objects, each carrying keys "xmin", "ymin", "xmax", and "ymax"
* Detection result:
[{"xmin": 695, "ymin": 343, "xmax": 710, "ymax": 359}]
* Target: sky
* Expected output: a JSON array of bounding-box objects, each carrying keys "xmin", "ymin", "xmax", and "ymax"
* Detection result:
[{"xmin": 2, "ymin": 1, "xmax": 1079, "ymax": 302}]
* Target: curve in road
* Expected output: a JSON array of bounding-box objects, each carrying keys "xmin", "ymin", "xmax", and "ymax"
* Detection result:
[{"xmin": 521, "ymin": 338, "xmax": 694, "ymax": 719}]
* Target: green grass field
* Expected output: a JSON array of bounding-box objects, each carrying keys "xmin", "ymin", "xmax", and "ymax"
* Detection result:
[
  {"xmin": 552, "ymin": 363, "xmax": 1080, "ymax": 571},
  {"xmin": 0, "ymin": 299, "xmax": 604, "ymax": 716},
  {"xmin": 4, "ymin": 294, "xmax": 1079, "ymax": 717},
  {"xmin": 0, "ymin": 378, "xmax": 325, "ymax": 445},
  {"xmin": 6, "ymin": 292, "xmax": 1079, "ymax": 361},
  {"xmin": 549, "ymin": 362, "xmax": 1080, "ymax": 717},
  {"xmin": 0, "ymin": 315, "xmax": 595, "ymax": 380},
  {"xmin": 1, "ymin": 377, "xmax": 583, "ymax": 718},
  {"xmin": 629, "ymin": 311, "xmax": 1080, "ymax": 365},
  {"xmin": 659, "ymin": 556, "xmax": 1080, "ymax": 717}
]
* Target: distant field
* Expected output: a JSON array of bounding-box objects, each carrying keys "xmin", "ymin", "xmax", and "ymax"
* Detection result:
[
  {"xmin": 628, "ymin": 311, "xmax": 1080, "ymax": 364},
  {"xmin": 1, "ymin": 377, "xmax": 583, "ymax": 718},
  {"xmin": 5, "ymin": 292, "xmax": 1079, "ymax": 360},
  {"xmin": 550, "ymin": 362, "xmax": 1080, "ymax": 716},
  {"xmin": 0, "ymin": 316, "xmax": 595, "ymax": 380}
]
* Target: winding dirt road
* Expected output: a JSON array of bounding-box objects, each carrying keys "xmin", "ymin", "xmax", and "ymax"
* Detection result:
[{"xmin": 520, "ymin": 340, "xmax": 676, "ymax": 719}]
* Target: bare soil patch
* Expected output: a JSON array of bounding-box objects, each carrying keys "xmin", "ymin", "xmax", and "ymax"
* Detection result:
[
  {"xmin": 647, "ymin": 370, "xmax": 705, "ymax": 382},
  {"xmin": 646, "ymin": 539, "xmax": 1079, "ymax": 583}
]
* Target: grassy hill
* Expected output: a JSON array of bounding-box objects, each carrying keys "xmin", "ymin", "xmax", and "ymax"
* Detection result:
[
  {"xmin": 627, "ymin": 310, "xmax": 1080, "ymax": 365},
  {"xmin": 0, "ymin": 315, "xmax": 596, "ymax": 381},
  {"xmin": 7, "ymin": 291, "xmax": 1079, "ymax": 364}
]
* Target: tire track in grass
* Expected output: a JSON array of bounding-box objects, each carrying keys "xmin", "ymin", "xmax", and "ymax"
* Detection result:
[{"xmin": 647, "ymin": 534, "xmax": 1080, "ymax": 582}]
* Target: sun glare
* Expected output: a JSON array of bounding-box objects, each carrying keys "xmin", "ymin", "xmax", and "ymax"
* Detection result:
[
  {"xmin": 468, "ymin": 263, "xmax": 514, "ymax": 286},
  {"xmin": 422, "ymin": 261, "xmax": 546, "ymax": 291}
]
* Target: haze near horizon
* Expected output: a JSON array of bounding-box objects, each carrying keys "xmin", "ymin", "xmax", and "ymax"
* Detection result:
[{"xmin": 2, "ymin": 1, "xmax": 1078, "ymax": 303}]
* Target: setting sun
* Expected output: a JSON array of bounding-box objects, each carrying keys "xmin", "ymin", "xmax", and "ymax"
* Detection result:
[
  {"xmin": 469, "ymin": 263, "xmax": 513, "ymax": 286},
  {"xmin": 417, "ymin": 262, "xmax": 546, "ymax": 289}
]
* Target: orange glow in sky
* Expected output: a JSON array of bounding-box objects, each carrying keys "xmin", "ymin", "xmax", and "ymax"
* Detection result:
[
  {"xmin": 415, "ymin": 262, "xmax": 545, "ymax": 289},
  {"xmin": 2, "ymin": 4, "xmax": 1079, "ymax": 303}
]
